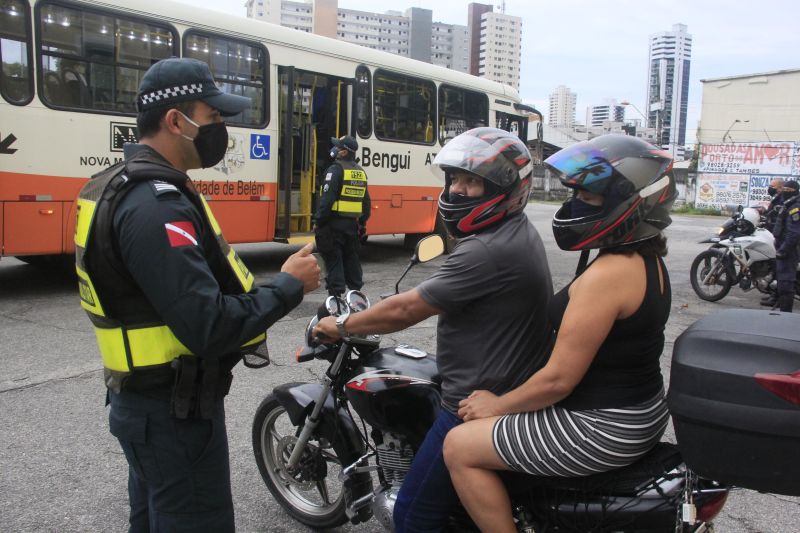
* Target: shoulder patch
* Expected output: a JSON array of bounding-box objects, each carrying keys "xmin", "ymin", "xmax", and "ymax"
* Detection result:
[
  {"xmin": 789, "ymin": 207, "xmax": 799, "ymax": 215},
  {"xmin": 325, "ymin": 173, "xmax": 332, "ymax": 181},
  {"xmin": 151, "ymin": 180, "xmax": 180, "ymax": 197}
]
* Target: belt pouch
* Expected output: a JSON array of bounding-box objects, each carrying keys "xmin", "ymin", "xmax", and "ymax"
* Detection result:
[
  {"xmin": 198, "ymin": 357, "xmax": 219, "ymax": 419},
  {"xmin": 170, "ymin": 355, "xmax": 198, "ymax": 419}
]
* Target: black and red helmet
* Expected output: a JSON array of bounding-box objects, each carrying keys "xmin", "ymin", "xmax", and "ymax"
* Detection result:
[
  {"xmin": 432, "ymin": 127, "xmax": 533, "ymax": 238},
  {"xmin": 546, "ymin": 134, "xmax": 676, "ymax": 251}
]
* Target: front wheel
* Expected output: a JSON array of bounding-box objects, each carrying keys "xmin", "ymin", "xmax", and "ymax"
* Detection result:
[
  {"xmin": 252, "ymin": 394, "xmax": 348, "ymax": 529},
  {"xmin": 690, "ymin": 249, "xmax": 733, "ymax": 302}
]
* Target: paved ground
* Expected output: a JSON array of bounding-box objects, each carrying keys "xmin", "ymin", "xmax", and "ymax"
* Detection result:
[{"xmin": 1, "ymin": 203, "xmax": 798, "ymax": 532}]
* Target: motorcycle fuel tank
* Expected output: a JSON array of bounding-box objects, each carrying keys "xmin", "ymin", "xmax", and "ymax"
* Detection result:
[{"xmin": 345, "ymin": 346, "xmax": 441, "ymax": 449}]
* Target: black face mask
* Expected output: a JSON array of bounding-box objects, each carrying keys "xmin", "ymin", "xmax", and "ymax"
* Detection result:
[
  {"xmin": 568, "ymin": 197, "xmax": 604, "ymax": 219},
  {"xmin": 768, "ymin": 186, "xmax": 777, "ymax": 197},
  {"xmin": 448, "ymin": 193, "xmax": 474, "ymax": 205},
  {"xmin": 180, "ymin": 112, "xmax": 229, "ymax": 168}
]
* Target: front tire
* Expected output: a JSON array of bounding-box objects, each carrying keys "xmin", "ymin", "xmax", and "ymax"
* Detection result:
[
  {"xmin": 690, "ymin": 249, "xmax": 733, "ymax": 302},
  {"xmin": 252, "ymin": 394, "xmax": 348, "ymax": 529}
]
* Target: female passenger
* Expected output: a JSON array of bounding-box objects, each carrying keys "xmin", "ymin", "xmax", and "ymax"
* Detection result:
[{"xmin": 442, "ymin": 134, "xmax": 678, "ymax": 532}]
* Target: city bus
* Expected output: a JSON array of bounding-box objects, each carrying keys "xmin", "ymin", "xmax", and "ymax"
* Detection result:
[{"xmin": 0, "ymin": 0, "xmax": 534, "ymax": 264}]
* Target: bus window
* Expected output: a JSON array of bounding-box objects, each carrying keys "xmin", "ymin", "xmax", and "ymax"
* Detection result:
[
  {"xmin": 184, "ymin": 31, "xmax": 267, "ymax": 128},
  {"xmin": 438, "ymin": 85, "xmax": 488, "ymax": 145},
  {"xmin": 38, "ymin": 1, "xmax": 176, "ymax": 112},
  {"xmin": 355, "ymin": 65, "xmax": 371, "ymax": 138},
  {"xmin": 0, "ymin": 0, "xmax": 33, "ymax": 105},
  {"xmin": 374, "ymin": 69, "xmax": 435, "ymax": 145}
]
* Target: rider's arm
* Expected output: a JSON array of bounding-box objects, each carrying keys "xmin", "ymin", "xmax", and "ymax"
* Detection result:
[
  {"xmin": 314, "ymin": 288, "xmax": 441, "ymax": 339},
  {"xmin": 460, "ymin": 254, "xmax": 647, "ymax": 419}
]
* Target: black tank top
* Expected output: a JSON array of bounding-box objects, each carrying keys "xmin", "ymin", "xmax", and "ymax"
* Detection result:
[{"xmin": 548, "ymin": 254, "xmax": 670, "ymax": 410}]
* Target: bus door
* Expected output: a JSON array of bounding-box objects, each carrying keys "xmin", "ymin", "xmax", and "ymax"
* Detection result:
[
  {"xmin": 276, "ymin": 66, "xmax": 349, "ymax": 241},
  {"xmin": 496, "ymin": 111, "xmax": 528, "ymax": 143}
]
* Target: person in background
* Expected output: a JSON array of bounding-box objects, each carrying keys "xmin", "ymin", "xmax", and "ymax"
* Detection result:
[
  {"xmin": 772, "ymin": 180, "xmax": 800, "ymax": 312},
  {"xmin": 74, "ymin": 57, "xmax": 320, "ymax": 532},
  {"xmin": 314, "ymin": 135, "xmax": 370, "ymax": 297},
  {"xmin": 313, "ymin": 128, "xmax": 554, "ymax": 532},
  {"xmin": 443, "ymin": 135, "xmax": 677, "ymax": 533}
]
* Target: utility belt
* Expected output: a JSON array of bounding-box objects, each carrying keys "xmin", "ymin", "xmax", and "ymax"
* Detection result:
[{"xmin": 117, "ymin": 355, "xmax": 236, "ymax": 419}]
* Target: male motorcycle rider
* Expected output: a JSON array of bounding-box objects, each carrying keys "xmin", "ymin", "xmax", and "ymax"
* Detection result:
[
  {"xmin": 772, "ymin": 180, "xmax": 800, "ymax": 312},
  {"xmin": 313, "ymin": 128, "xmax": 554, "ymax": 532}
]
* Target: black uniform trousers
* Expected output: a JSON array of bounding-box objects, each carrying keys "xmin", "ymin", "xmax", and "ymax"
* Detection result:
[
  {"xmin": 317, "ymin": 217, "xmax": 363, "ymax": 296},
  {"xmin": 109, "ymin": 389, "xmax": 233, "ymax": 533},
  {"xmin": 776, "ymin": 248, "xmax": 798, "ymax": 312}
]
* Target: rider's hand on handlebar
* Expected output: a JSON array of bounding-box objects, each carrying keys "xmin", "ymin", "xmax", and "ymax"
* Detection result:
[
  {"xmin": 458, "ymin": 390, "xmax": 503, "ymax": 422},
  {"xmin": 312, "ymin": 315, "xmax": 341, "ymax": 342}
]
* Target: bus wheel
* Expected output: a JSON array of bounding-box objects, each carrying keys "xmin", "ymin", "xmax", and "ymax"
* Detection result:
[
  {"xmin": 404, "ymin": 217, "xmax": 456, "ymax": 253},
  {"xmin": 15, "ymin": 254, "xmax": 73, "ymax": 269}
]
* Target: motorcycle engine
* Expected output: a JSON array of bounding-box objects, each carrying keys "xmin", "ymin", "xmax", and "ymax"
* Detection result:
[{"xmin": 372, "ymin": 432, "xmax": 415, "ymax": 528}]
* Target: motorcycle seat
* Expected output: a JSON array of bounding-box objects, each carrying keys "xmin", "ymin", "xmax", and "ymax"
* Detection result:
[{"xmin": 501, "ymin": 442, "xmax": 682, "ymax": 497}]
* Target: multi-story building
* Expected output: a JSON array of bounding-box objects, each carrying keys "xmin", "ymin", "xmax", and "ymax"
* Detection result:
[
  {"xmin": 587, "ymin": 100, "xmax": 624, "ymax": 127},
  {"xmin": 245, "ymin": 1, "xmax": 514, "ymax": 84},
  {"xmin": 466, "ymin": 3, "xmax": 521, "ymax": 89},
  {"xmin": 647, "ymin": 23, "xmax": 692, "ymax": 159},
  {"xmin": 549, "ymin": 85, "xmax": 577, "ymax": 128},
  {"xmin": 432, "ymin": 22, "xmax": 469, "ymax": 73}
]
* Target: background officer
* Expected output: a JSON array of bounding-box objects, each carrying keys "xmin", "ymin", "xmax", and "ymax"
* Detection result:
[
  {"xmin": 74, "ymin": 57, "xmax": 320, "ymax": 532},
  {"xmin": 764, "ymin": 177, "xmax": 785, "ymax": 232},
  {"xmin": 313, "ymin": 135, "xmax": 371, "ymax": 296},
  {"xmin": 773, "ymin": 180, "xmax": 800, "ymax": 312}
]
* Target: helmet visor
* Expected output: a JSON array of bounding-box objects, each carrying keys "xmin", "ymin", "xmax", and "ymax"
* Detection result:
[
  {"xmin": 545, "ymin": 142, "xmax": 615, "ymax": 194},
  {"xmin": 432, "ymin": 132, "xmax": 530, "ymax": 189}
]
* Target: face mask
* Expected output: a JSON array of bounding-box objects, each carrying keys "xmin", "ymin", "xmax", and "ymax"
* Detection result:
[
  {"xmin": 569, "ymin": 197, "xmax": 604, "ymax": 219},
  {"xmin": 179, "ymin": 111, "xmax": 228, "ymax": 168},
  {"xmin": 768, "ymin": 186, "xmax": 777, "ymax": 197},
  {"xmin": 448, "ymin": 192, "xmax": 474, "ymax": 205}
]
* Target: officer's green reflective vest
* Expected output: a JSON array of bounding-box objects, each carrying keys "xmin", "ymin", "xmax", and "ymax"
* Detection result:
[
  {"xmin": 75, "ymin": 158, "xmax": 264, "ymax": 387},
  {"xmin": 330, "ymin": 159, "xmax": 367, "ymax": 217}
]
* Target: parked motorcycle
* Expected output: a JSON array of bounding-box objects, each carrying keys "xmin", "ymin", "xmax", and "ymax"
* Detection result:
[
  {"xmin": 252, "ymin": 235, "xmax": 729, "ymax": 532},
  {"xmin": 690, "ymin": 205, "xmax": 780, "ymax": 302}
]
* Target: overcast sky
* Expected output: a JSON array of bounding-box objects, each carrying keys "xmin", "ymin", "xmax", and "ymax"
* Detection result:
[{"xmin": 179, "ymin": 0, "xmax": 800, "ymax": 144}]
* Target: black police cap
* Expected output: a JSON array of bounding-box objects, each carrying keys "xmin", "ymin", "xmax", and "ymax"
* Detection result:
[
  {"xmin": 136, "ymin": 57, "xmax": 250, "ymax": 117},
  {"xmin": 331, "ymin": 135, "xmax": 358, "ymax": 152}
]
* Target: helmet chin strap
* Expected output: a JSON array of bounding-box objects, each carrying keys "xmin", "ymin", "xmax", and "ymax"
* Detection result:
[{"xmin": 575, "ymin": 249, "xmax": 591, "ymax": 276}]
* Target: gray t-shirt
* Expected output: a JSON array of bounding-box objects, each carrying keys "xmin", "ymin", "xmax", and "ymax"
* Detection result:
[{"xmin": 417, "ymin": 212, "xmax": 554, "ymax": 413}]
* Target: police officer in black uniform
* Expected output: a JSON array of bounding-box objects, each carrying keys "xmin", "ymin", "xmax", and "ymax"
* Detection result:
[
  {"xmin": 75, "ymin": 57, "xmax": 320, "ymax": 532},
  {"xmin": 764, "ymin": 178, "xmax": 786, "ymax": 232},
  {"xmin": 772, "ymin": 180, "xmax": 800, "ymax": 312},
  {"xmin": 313, "ymin": 135, "xmax": 371, "ymax": 296}
]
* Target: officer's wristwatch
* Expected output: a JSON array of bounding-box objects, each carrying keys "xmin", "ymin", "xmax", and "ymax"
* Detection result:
[{"xmin": 335, "ymin": 314, "xmax": 350, "ymax": 337}]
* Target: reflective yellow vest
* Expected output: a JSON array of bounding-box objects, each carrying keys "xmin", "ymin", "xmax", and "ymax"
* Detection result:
[
  {"xmin": 75, "ymin": 158, "xmax": 264, "ymax": 389},
  {"xmin": 330, "ymin": 159, "xmax": 367, "ymax": 217}
]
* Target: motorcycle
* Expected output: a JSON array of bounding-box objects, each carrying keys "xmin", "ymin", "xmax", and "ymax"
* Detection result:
[
  {"xmin": 252, "ymin": 236, "xmax": 729, "ymax": 532},
  {"xmin": 690, "ymin": 205, "xmax": 779, "ymax": 302}
]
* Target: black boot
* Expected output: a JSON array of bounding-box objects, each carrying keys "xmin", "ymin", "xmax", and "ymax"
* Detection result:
[{"xmin": 777, "ymin": 293, "xmax": 794, "ymax": 313}]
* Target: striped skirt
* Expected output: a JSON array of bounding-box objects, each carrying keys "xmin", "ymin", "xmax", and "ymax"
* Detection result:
[{"xmin": 492, "ymin": 392, "xmax": 669, "ymax": 477}]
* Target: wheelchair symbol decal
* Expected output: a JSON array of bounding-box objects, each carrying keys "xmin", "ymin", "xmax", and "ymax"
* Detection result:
[{"xmin": 250, "ymin": 134, "xmax": 270, "ymax": 160}]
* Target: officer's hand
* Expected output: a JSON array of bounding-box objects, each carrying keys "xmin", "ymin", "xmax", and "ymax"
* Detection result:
[{"xmin": 282, "ymin": 242, "xmax": 321, "ymax": 294}]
